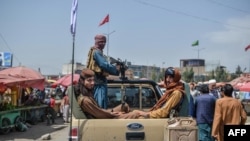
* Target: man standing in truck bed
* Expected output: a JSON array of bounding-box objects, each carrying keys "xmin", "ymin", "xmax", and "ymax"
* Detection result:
[{"xmin": 86, "ymin": 34, "xmax": 120, "ymax": 109}]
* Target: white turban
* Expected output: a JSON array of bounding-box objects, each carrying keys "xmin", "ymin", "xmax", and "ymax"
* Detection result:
[{"xmin": 208, "ymin": 79, "xmax": 216, "ymax": 84}]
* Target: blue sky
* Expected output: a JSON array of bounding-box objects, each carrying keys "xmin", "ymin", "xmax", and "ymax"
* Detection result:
[{"xmin": 0, "ymin": 0, "xmax": 250, "ymax": 75}]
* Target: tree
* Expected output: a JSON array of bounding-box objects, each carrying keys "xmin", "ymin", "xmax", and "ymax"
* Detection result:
[
  {"xmin": 207, "ymin": 70, "xmax": 215, "ymax": 81},
  {"xmin": 215, "ymin": 66, "xmax": 226, "ymax": 82},
  {"xmin": 235, "ymin": 65, "xmax": 243, "ymax": 77},
  {"xmin": 209, "ymin": 66, "xmax": 229, "ymax": 82},
  {"xmin": 151, "ymin": 69, "xmax": 157, "ymax": 81},
  {"xmin": 228, "ymin": 65, "xmax": 244, "ymax": 81},
  {"xmin": 158, "ymin": 68, "xmax": 165, "ymax": 82},
  {"xmin": 182, "ymin": 68, "xmax": 194, "ymax": 82}
]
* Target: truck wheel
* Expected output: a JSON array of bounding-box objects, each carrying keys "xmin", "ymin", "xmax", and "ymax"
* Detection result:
[{"xmin": 0, "ymin": 118, "xmax": 11, "ymax": 134}]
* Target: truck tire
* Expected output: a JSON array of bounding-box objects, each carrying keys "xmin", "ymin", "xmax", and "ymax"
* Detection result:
[{"xmin": 0, "ymin": 118, "xmax": 11, "ymax": 134}]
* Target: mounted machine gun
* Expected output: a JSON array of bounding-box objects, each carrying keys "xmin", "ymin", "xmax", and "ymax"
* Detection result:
[{"xmin": 107, "ymin": 56, "xmax": 128, "ymax": 81}]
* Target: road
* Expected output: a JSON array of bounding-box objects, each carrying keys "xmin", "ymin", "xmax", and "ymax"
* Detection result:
[
  {"xmin": 1, "ymin": 115, "xmax": 250, "ymax": 141},
  {"xmin": 0, "ymin": 117, "xmax": 68, "ymax": 141}
]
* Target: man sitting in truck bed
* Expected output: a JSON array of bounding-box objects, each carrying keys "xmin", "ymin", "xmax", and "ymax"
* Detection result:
[
  {"xmin": 76, "ymin": 68, "xmax": 139, "ymax": 119},
  {"xmin": 134, "ymin": 67, "xmax": 185, "ymax": 118}
]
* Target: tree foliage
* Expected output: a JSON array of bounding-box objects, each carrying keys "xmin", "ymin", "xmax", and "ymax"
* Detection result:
[
  {"xmin": 235, "ymin": 65, "xmax": 243, "ymax": 76},
  {"xmin": 208, "ymin": 66, "xmax": 229, "ymax": 82},
  {"xmin": 151, "ymin": 69, "xmax": 157, "ymax": 82},
  {"xmin": 182, "ymin": 68, "xmax": 194, "ymax": 82}
]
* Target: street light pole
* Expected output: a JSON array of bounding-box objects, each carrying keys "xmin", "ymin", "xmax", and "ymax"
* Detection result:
[
  {"xmin": 194, "ymin": 47, "xmax": 205, "ymax": 81},
  {"xmin": 197, "ymin": 48, "xmax": 205, "ymax": 59},
  {"xmin": 104, "ymin": 30, "xmax": 116, "ymax": 62}
]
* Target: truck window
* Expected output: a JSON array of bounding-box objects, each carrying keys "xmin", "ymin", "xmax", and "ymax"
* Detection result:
[
  {"xmin": 141, "ymin": 88, "xmax": 156, "ymax": 107},
  {"xmin": 107, "ymin": 86, "xmax": 156, "ymax": 109},
  {"xmin": 107, "ymin": 87, "xmax": 122, "ymax": 107}
]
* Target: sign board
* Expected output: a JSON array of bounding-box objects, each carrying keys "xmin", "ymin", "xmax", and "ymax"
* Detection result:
[{"xmin": 0, "ymin": 52, "xmax": 13, "ymax": 67}]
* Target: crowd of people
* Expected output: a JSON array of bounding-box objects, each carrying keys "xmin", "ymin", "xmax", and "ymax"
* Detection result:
[{"xmin": 189, "ymin": 79, "xmax": 247, "ymax": 141}]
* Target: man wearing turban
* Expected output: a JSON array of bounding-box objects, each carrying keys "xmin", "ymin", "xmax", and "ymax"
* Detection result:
[
  {"xmin": 75, "ymin": 68, "xmax": 138, "ymax": 119},
  {"xmin": 86, "ymin": 34, "xmax": 120, "ymax": 109},
  {"xmin": 134, "ymin": 67, "xmax": 185, "ymax": 118}
]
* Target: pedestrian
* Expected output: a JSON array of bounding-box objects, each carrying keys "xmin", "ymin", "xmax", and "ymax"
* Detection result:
[
  {"xmin": 62, "ymin": 91, "xmax": 70, "ymax": 123},
  {"xmin": 212, "ymin": 84, "xmax": 247, "ymax": 141},
  {"xmin": 46, "ymin": 94, "xmax": 56, "ymax": 125},
  {"xmin": 194, "ymin": 84, "xmax": 216, "ymax": 141},
  {"xmin": 208, "ymin": 79, "xmax": 221, "ymax": 99},
  {"xmin": 189, "ymin": 82, "xmax": 200, "ymax": 102},
  {"xmin": 134, "ymin": 67, "xmax": 185, "ymax": 118},
  {"xmin": 86, "ymin": 34, "xmax": 120, "ymax": 109}
]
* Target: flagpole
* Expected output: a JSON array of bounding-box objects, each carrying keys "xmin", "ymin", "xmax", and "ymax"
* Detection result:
[
  {"xmin": 107, "ymin": 20, "xmax": 110, "ymax": 61},
  {"xmin": 197, "ymin": 45, "xmax": 200, "ymax": 82},
  {"xmin": 197, "ymin": 47, "xmax": 205, "ymax": 82},
  {"xmin": 69, "ymin": 35, "xmax": 75, "ymax": 141},
  {"xmin": 99, "ymin": 14, "xmax": 112, "ymax": 61},
  {"xmin": 69, "ymin": 0, "xmax": 77, "ymax": 140}
]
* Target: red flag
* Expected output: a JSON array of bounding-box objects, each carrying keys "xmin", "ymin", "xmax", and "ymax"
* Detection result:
[
  {"xmin": 99, "ymin": 14, "xmax": 109, "ymax": 26},
  {"xmin": 245, "ymin": 44, "xmax": 250, "ymax": 51}
]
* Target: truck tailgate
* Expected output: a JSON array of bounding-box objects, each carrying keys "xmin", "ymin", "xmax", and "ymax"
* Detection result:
[{"xmin": 74, "ymin": 119, "xmax": 168, "ymax": 141}]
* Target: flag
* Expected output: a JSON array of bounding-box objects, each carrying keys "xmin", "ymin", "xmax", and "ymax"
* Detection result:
[
  {"xmin": 192, "ymin": 40, "xmax": 199, "ymax": 46},
  {"xmin": 245, "ymin": 44, "xmax": 250, "ymax": 51},
  {"xmin": 70, "ymin": 0, "xmax": 78, "ymax": 36},
  {"xmin": 99, "ymin": 14, "xmax": 109, "ymax": 26}
]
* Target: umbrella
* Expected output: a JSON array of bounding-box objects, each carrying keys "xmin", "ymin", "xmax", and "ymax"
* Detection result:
[
  {"xmin": 51, "ymin": 74, "xmax": 80, "ymax": 87},
  {"xmin": 0, "ymin": 66, "xmax": 45, "ymax": 90},
  {"xmin": 239, "ymin": 82, "xmax": 250, "ymax": 92}
]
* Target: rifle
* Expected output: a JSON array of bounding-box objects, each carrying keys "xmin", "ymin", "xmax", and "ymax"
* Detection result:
[{"xmin": 105, "ymin": 55, "xmax": 128, "ymax": 80}]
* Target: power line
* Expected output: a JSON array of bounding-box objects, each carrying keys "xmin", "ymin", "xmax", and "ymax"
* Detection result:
[
  {"xmin": 0, "ymin": 32, "xmax": 21, "ymax": 65},
  {"xmin": 207, "ymin": 0, "xmax": 250, "ymax": 14},
  {"xmin": 132, "ymin": 0, "xmax": 250, "ymax": 30}
]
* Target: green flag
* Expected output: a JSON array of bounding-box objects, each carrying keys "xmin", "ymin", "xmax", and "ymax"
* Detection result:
[{"xmin": 192, "ymin": 40, "xmax": 199, "ymax": 46}]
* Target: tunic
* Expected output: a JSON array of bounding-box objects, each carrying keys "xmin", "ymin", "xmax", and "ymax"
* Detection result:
[
  {"xmin": 150, "ymin": 90, "xmax": 183, "ymax": 118},
  {"xmin": 212, "ymin": 97, "xmax": 247, "ymax": 141},
  {"xmin": 79, "ymin": 95, "xmax": 139, "ymax": 119}
]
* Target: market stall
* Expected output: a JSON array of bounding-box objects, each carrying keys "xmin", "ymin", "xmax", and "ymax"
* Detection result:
[{"xmin": 0, "ymin": 66, "xmax": 48, "ymax": 134}]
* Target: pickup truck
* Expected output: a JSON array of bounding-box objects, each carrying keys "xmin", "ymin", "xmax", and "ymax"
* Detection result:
[{"xmin": 68, "ymin": 79, "xmax": 192, "ymax": 141}]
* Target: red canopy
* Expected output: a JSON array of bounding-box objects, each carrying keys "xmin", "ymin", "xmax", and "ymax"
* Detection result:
[
  {"xmin": 230, "ymin": 74, "xmax": 250, "ymax": 89},
  {"xmin": 239, "ymin": 82, "xmax": 250, "ymax": 92},
  {"xmin": 0, "ymin": 66, "xmax": 45, "ymax": 90},
  {"xmin": 51, "ymin": 74, "xmax": 80, "ymax": 87}
]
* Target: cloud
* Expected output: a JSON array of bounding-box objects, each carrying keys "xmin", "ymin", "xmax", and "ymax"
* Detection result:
[
  {"xmin": 207, "ymin": 15, "xmax": 250, "ymax": 45},
  {"xmin": 203, "ymin": 15, "xmax": 250, "ymax": 73}
]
